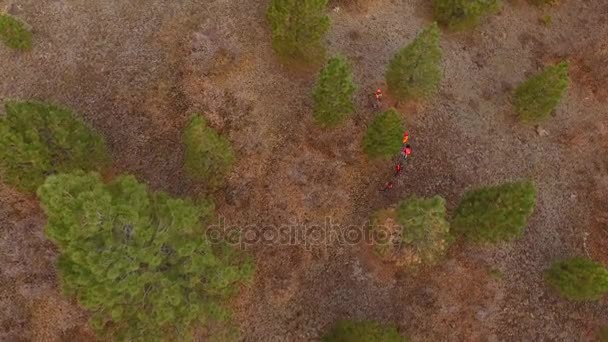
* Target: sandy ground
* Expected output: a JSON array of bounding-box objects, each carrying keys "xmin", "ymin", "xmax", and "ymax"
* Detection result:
[{"xmin": 1, "ymin": 0, "xmax": 607, "ymax": 341}]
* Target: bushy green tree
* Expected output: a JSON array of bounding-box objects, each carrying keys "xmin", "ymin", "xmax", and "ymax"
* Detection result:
[
  {"xmin": 323, "ymin": 320, "xmax": 407, "ymax": 342},
  {"xmin": 514, "ymin": 62, "xmax": 570, "ymax": 123},
  {"xmin": 37, "ymin": 172, "xmax": 254, "ymax": 341},
  {"xmin": 452, "ymin": 180, "xmax": 536, "ymax": 243},
  {"xmin": 0, "ymin": 14, "xmax": 32, "ymax": 50},
  {"xmin": 0, "ymin": 101, "xmax": 108, "ymax": 192},
  {"xmin": 386, "ymin": 23, "xmax": 442, "ymax": 101},
  {"xmin": 267, "ymin": 0, "xmax": 331, "ymax": 62},
  {"xmin": 373, "ymin": 196, "xmax": 450, "ymax": 267},
  {"xmin": 546, "ymin": 257, "xmax": 608, "ymax": 301},
  {"xmin": 313, "ymin": 56, "xmax": 356, "ymax": 127},
  {"xmin": 183, "ymin": 115, "xmax": 235, "ymax": 188},
  {"xmin": 397, "ymin": 196, "xmax": 451, "ymax": 264},
  {"xmin": 434, "ymin": 0, "xmax": 501, "ymax": 30},
  {"xmin": 362, "ymin": 108, "xmax": 403, "ymax": 159}
]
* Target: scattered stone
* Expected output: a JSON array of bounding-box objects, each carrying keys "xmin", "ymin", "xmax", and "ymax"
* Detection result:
[{"xmin": 536, "ymin": 125, "xmax": 549, "ymax": 137}]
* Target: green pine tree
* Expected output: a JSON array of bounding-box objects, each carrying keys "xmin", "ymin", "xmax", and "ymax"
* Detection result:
[
  {"xmin": 546, "ymin": 257, "xmax": 608, "ymax": 301},
  {"xmin": 0, "ymin": 14, "xmax": 32, "ymax": 50},
  {"xmin": 434, "ymin": 0, "xmax": 501, "ymax": 30},
  {"xmin": 452, "ymin": 180, "xmax": 536, "ymax": 243},
  {"xmin": 37, "ymin": 172, "xmax": 254, "ymax": 341},
  {"xmin": 183, "ymin": 115, "xmax": 235, "ymax": 188},
  {"xmin": 514, "ymin": 61, "xmax": 570, "ymax": 123},
  {"xmin": 323, "ymin": 320, "xmax": 408, "ymax": 342},
  {"xmin": 386, "ymin": 23, "xmax": 442, "ymax": 101},
  {"xmin": 362, "ymin": 108, "xmax": 403, "ymax": 159},
  {"xmin": 267, "ymin": 0, "xmax": 331, "ymax": 63},
  {"xmin": 313, "ymin": 56, "xmax": 356, "ymax": 127},
  {"xmin": 0, "ymin": 101, "xmax": 108, "ymax": 192}
]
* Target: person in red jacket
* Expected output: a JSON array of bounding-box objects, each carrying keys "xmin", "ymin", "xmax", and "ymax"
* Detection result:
[
  {"xmin": 401, "ymin": 144, "xmax": 412, "ymax": 159},
  {"xmin": 395, "ymin": 163, "xmax": 403, "ymax": 176},
  {"xmin": 380, "ymin": 181, "xmax": 393, "ymax": 191}
]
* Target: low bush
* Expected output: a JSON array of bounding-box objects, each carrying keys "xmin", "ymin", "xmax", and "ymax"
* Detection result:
[
  {"xmin": 434, "ymin": 0, "xmax": 501, "ymax": 30},
  {"xmin": 451, "ymin": 180, "xmax": 536, "ymax": 243},
  {"xmin": 323, "ymin": 320, "xmax": 407, "ymax": 342},
  {"xmin": 38, "ymin": 171, "xmax": 254, "ymax": 341},
  {"xmin": 386, "ymin": 23, "xmax": 442, "ymax": 101},
  {"xmin": 0, "ymin": 101, "xmax": 108, "ymax": 192},
  {"xmin": 374, "ymin": 196, "xmax": 451, "ymax": 266},
  {"xmin": 514, "ymin": 62, "xmax": 570, "ymax": 123},
  {"xmin": 267, "ymin": 0, "xmax": 330, "ymax": 63},
  {"xmin": 313, "ymin": 56, "xmax": 356, "ymax": 127},
  {"xmin": 362, "ymin": 108, "xmax": 403, "ymax": 159},
  {"xmin": 0, "ymin": 14, "xmax": 32, "ymax": 50},
  {"xmin": 546, "ymin": 257, "xmax": 608, "ymax": 301},
  {"xmin": 183, "ymin": 115, "xmax": 235, "ymax": 188}
]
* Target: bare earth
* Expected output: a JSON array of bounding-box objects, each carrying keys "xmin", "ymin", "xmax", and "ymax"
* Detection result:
[{"xmin": 1, "ymin": 0, "xmax": 607, "ymax": 341}]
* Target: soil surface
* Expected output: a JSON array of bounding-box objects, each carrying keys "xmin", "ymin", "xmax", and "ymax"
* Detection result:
[{"xmin": 1, "ymin": 0, "xmax": 607, "ymax": 341}]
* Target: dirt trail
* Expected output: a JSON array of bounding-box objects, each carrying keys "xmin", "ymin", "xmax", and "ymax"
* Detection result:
[{"xmin": 1, "ymin": 0, "xmax": 607, "ymax": 341}]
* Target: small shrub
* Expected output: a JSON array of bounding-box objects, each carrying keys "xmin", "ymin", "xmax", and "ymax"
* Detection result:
[
  {"xmin": 323, "ymin": 320, "xmax": 407, "ymax": 342},
  {"xmin": 267, "ymin": 0, "xmax": 331, "ymax": 63},
  {"xmin": 434, "ymin": 0, "xmax": 501, "ymax": 30},
  {"xmin": 452, "ymin": 180, "xmax": 536, "ymax": 243},
  {"xmin": 374, "ymin": 196, "xmax": 451, "ymax": 267},
  {"xmin": 38, "ymin": 172, "xmax": 254, "ymax": 341},
  {"xmin": 183, "ymin": 115, "xmax": 235, "ymax": 188},
  {"xmin": 546, "ymin": 257, "xmax": 608, "ymax": 301},
  {"xmin": 386, "ymin": 23, "xmax": 442, "ymax": 102},
  {"xmin": 539, "ymin": 14, "xmax": 552, "ymax": 26},
  {"xmin": 362, "ymin": 108, "xmax": 403, "ymax": 159},
  {"xmin": 514, "ymin": 62, "xmax": 570, "ymax": 123},
  {"xmin": 313, "ymin": 56, "xmax": 356, "ymax": 127},
  {"xmin": 0, "ymin": 101, "xmax": 108, "ymax": 192},
  {"xmin": 0, "ymin": 14, "xmax": 32, "ymax": 50}
]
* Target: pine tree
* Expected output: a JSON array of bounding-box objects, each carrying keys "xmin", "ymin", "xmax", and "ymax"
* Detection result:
[
  {"xmin": 0, "ymin": 14, "xmax": 32, "ymax": 50},
  {"xmin": 514, "ymin": 62, "xmax": 570, "ymax": 123},
  {"xmin": 37, "ymin": 172, "xmax": 254, "ymax": 341},
  {"xmin": 386, "ymin": 23, "xmax": 442, "ymax": 101},
  {"xmin": 313, "ymin": 56, "xmax": 356, "ymax": 127},
  {"xmin": 323, "ymin": 320, "xmax": 408, "ymax": 342},
  {"xmin": 362, "ymin": 108, "xmax": 403, "ymax": 159},
  {"xmin": 546, "ymin": 257, "xmax": 608, "ymax": 301},
  {"xmin": 397, "ymin": 196, "xmax": 451, "ymax": 265},
  {"xmin": 0, "ymin": 101, "xmax": 108, "ymax": 192},
  {"xmin": 451, "ymin": 180, "xmax": 536, "ymax": 243},
  {"xmin": 434, "ymin": 0, "xmax": 501, "ymax": 30},
  {"xmin": 183, "ymin": 115, "xmax": 235, "ymax": 188},
  {"xmin": 267, "ymin": 0, "xmax": 331, "ymax": 63}
]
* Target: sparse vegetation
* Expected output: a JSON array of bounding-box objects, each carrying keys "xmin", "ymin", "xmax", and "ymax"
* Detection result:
[
  {"xmin": 0, "ymin": 101, "xmax": 108, "ymax": 192},
  {"xmin": 434, "ymin": 0, "xmax": 501, "ymax": 30},
  {"xmin": 323, "ymin": 320, "xmax": 407, "ymax": 342},
  {"xmin": 545, "ymin": 257, "xmax": 608, "ymax": 301},
  {"xmin": 514, "ymin": 62, "xmax": 570, "ymax": 123},
  {"xmin": 386, "ymin": 22, "xmax": 442, "ymax": 102},
  {"xmin": 0, "ymin": 14, "xmax": 32, "ymax": 50},
  {"xmin": 183, "ymin": 115, "xmax": 235, "ymax": 188},
  {"xmin": 374, "ymin": 196, "xmax": 451, "ymax": 266},
  {"xmin": 362, "ymin": 108, "xmax": 403, "ymax": 159},
  {"xmin": 267, "ymin": 0, "xmax": 331, "ymax": 63},
  {"xmin": 37, "ymin": 171, "xmax": 254, "ymax": 341},
  {"xmin": 539, "ymin": 14, "xmax": 552, "ymax": 26},
  {"xmin": 313, "ymin": 56, "xmax": 356, "ymax": 127},
  {"xmin": 451, "ymin": 180, "xmax": 537, "ymax": 243},
  {"xmin": 600, "ymin": 326, "xmax": 608, "ymax": 342}
]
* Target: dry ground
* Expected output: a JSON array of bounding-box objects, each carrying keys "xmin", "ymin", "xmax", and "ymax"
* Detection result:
[{"xmin": 1, "ymin": 0, "xmax": 607, "ymax": 341}]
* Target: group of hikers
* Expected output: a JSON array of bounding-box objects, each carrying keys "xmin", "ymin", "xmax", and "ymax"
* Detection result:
[{"xmin": 371, "ymin": 88, "xmax": 411, "ymax": 192}]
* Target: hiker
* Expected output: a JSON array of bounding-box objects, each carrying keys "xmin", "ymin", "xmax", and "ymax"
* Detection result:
[
  {"xmin": 395, "ymin": 163, "xmax": 403, "ymax": 176},
  {"xmin": 374, "ymin": 88, "xmax": 383, "ymax": 102},
  {"xmin": 380, "ymin": 181, "xmax": 393, "ymax": 191},
  {"xmin": 401, "ymin": 144, "xmax": 411, "ymax": 159},
  {"xmin": 402, "ymin": 132, "xmax": 409, "ymax": 144}
]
